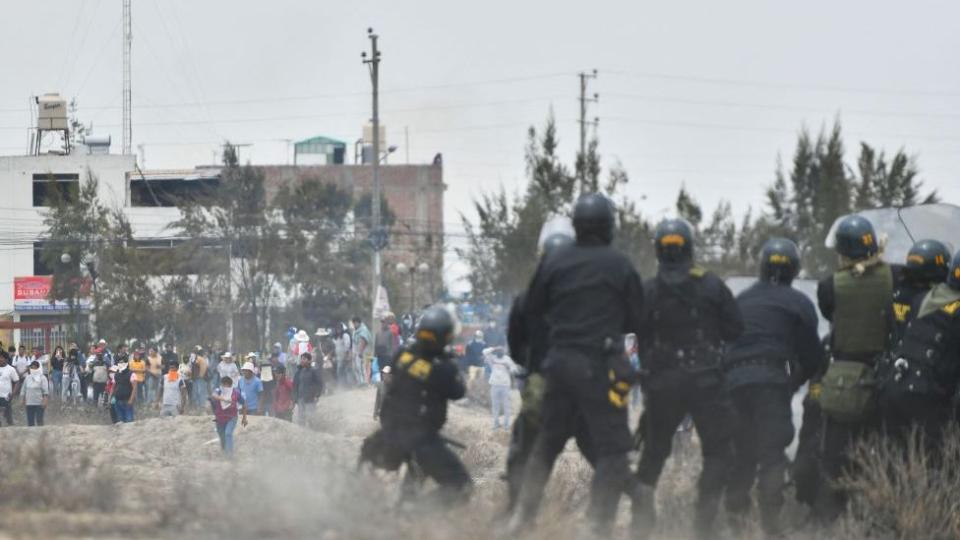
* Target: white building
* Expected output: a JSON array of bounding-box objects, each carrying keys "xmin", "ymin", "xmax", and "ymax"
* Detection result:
[{"xmin": 0, "ymin": 152, "xmax": 214, "ymax": 350}]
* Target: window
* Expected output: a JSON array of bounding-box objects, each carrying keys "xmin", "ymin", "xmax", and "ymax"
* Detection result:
[
  {"xmin": 130, "ymin": 176, "xmax": 220, "ymax": 206},
  {"xmin": 32, "ymin": 173, "xmax": 80, "ymax": 207}
]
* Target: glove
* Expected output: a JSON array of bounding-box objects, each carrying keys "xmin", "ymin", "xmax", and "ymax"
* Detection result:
[
  {"xmin": 808, "ymin": 382, "xmax": 822, "ymax": 402},
  {"xmin": 607, "ymin": 368, "xmax": 633, "ymax": 409}
]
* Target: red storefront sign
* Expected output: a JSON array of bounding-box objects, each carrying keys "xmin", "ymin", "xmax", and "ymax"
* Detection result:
[{"xmin": 14, "ymin": 276, "xmax": 91, "ymax": 312}]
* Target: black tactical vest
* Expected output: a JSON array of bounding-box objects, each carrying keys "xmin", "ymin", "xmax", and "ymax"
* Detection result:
[
  {"xmin": 381, "ymin": 350, "xmax": 449, "ymax": 432},
  {"xmin": 883, "ymin": 300, "xmax": 960, "ymax": 401},
  {"xmin": 648, "ymin": 268, "xmax": 724, "ymax": 372}
]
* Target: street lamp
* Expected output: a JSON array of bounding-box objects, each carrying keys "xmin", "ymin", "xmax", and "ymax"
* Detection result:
[
  {"xmin": 60, "ymin": 252, "xmax": 81, "ymax": 347},
  {"xmin": 396, "ymin": 262, "xmax": 430, "ymax": 313}
]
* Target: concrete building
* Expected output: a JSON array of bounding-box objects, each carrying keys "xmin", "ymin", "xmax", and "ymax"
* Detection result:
[
  {"xmin": 0, "ymin": 152, "xmax": 444, "ymax": 349},
  {"xmin": 0, "ymin": 153, "xmax": 180, "ymax": 349}
]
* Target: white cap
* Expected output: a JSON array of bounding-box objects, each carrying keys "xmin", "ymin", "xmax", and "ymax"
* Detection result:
[
  {"xmin": 222, "ymin": 352, "xmax": 233, "ymax": 358},
  {"xmin": 241, "ymin": 362, "xmax": 256, "ymax": 372}
]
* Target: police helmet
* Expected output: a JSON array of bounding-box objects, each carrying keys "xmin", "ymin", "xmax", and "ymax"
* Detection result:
[
  {"xmin": 905, "ymin": 239, "xmax": 951, "ymax": 284},
  {"xmin": 415, "ymin": 306, "xmax": 456, "ymax": 355},
  {"xmin": 572, "ymin": 193, "xmax": 615, "ymax": 245},
  {"xmin": 759, "ymin": 237, "xmax": 801, "ymax": 285},
  {"xmin": 834, "ymin": 215, "xmax": 878, "ymax": 260},
  {"xmin": 541, "ymin": 232, "xmax": 574, "ymax": 258},
  {"xmin": 654, "ymin": 219, "xmax": 694, "ymax": 264},
  {"xmin": 947, "ymin": 249, "xmax": 960, "ymax": 291}
]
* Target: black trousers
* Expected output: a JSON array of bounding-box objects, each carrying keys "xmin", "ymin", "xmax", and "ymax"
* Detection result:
[
  {"xmin": 0, "ymin": 397, "xmax": 12, "ymax": 426},
  {"xmin": 398, "ymin": 431, "xmax": 472, "ymax": 506},
  {"xmin": 516, "ymin": 355, "xmax": 633, "ymax": 534},
  {"xmin": 792, "ymin": 395, "xmax": 823, "ymax": 507},
  {"xmin": 725, "ymin": 384, "xmax": 794, "ymax": 534},
  {"xmin": 505, "ymin": 373, "xmax": 596, "ymax": 514},
  {"xmin": 814, "ymin": 414, "xmax": 874, "ymax": 523},
  {"xmin": 636, "ymin": 376, "xmax": 736, "ymax": 536}
]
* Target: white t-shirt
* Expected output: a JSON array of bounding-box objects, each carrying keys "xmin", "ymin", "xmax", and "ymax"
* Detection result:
[
  {"xmin": 161, "ymin": 374, "xmax": 186, "ymax": 407},
  {"xmin": 0, "ymin": 365, "xmax": 20, "ymax": 399},
  {"xmin": 12, "ymin": 355, "xmax": 31, "ymax": 376},
  {"xmin": 218, "ymin": 361, "xmax": 240, "ymax": 384},
  {"xmin": 484, "ymin": 349, "xmax": 518, "ymax": 387}
]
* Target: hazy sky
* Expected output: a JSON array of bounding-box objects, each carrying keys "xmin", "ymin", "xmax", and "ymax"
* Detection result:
[{"xmin": 2, "ymin": 1, "xmax": 958, "ymax": 290}]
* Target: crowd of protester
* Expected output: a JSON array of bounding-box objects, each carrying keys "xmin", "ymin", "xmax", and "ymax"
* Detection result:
[{"xmin": 0, "ymin": 312, "xmax": 416, "ymax": 455}]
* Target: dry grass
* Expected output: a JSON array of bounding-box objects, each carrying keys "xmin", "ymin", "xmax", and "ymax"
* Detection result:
[{"xmin": 839, "ymin": 426, "xmax": 960, "ymax": 540}]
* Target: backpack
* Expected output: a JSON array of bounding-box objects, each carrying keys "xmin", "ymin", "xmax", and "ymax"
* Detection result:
[{"xmin": 819, "ymin": 360, "xmax": 877, "ymax": 423}]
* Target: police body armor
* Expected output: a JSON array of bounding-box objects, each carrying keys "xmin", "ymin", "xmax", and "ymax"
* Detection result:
[
  {"xmin": 832, "ymin": 262, "xmax": 894, "ymax": 360},
  {"xmin": 881, "ymin": 300, "xmax": 960, "ymax": 403},
  {"xmin": 647, "ymin": 267, "xmax": 724, "ymax": 374},
  {"xmin": 381, "ymin": 349, "xmax": 452, "ymax": 433}
]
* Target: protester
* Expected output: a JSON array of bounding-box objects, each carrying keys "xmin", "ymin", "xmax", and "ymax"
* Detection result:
[
  {"xmin": 178, "ymin": 354, "xmax": 194, "ymax": 408},
  {"xmin": 271, "ymin": 365, "xmax": 294, "ymax": 421},
  {"xmin": 238, "ymin": 359, "xmax": 264, "ymax": 415},
  {"xmin": 191, "ymin": 347, "xmax": 209, "ymax": 409},
  {"xmin": 146, "ymin": 346, "xmax": 162, "ymax": 405},
  {"xmin": 91, "ymin": 355, "xmax": 110, "ymax": 406},
  {"xmin": 110, "ymin": 361, "xmax": 138, "ymax": 423},
  {"xmin": 352, "ymin": 317, "xmax": 373, "ymax": 384},
  {"xmin": 129, "ymin": 349, "xmax": 148, "ymax": 404},
  {"xmin": 333, "ymin": 324, "xmax": 353, "ymax": 386},
  {"xmin": 210, "ymin": 376, "xmax": 247, "ymax": 456},
  {"xmin": 22, "ymin": 360, "xmax": 49, "ymax": 427},
  {"xmin": 292, "ymin": 353, "xmax": 324, "ymax": 427},
  {"xmin": 0, "ymin": 352, "xmax": 20, "ymax": 426},
  {"xmin": 484, "ymin": 347, "xmax": 518, "ymax": 430},
  {"xmin": 50, "ymin": 345, "xmax": 66, "ymax": 398},
  {"xmin": 217, "ymin": 352, "xmax": 240, "ymax": 385},
  {"xmin": 160, "ymin": 344, "xmax": 178, "ymax": 374},
  {"xmin": 62, "ymin": 345, "xmax": 83, "ymax": 405},
  {"xmin": 12, "ymin": 345, "xmax": 31, "ymax": 381},
  {"xmin": 158, "ymin": 368, "xmax": 187, "ymax": 417}
]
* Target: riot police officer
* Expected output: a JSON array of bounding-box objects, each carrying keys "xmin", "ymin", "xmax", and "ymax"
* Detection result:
[
  {"xmin": 814, "ymin": 215, "xmax": 894, "ymax": 522},
  {"xmin": 510, "ymin": 193, "xmax": 644, "ymax": 536},
  {"xmin": 878, "ymin": 248, "xmax": 959, "ymax": 454},
  {"xmin": 504, "ymin": 227, "xmax": 594, "ymax": 515},
  {"xmin": 358, "ymin": 306, "xmax": 471, "ymax": 506},
  {"xmin": 633, "ymin": 218, "xmax": 743, "ymax": 540},
  {"xmin": 890, "ymin": 239, "xmax": 952, "ymax": 345},
  {"xmin": 722, "ymin": 238, "xmax": 823, "ymax": 537}
]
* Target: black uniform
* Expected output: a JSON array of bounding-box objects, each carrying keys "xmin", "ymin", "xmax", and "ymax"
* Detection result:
[
  {"xmin": 504, "ymin": 291, "xmax": 597, "ymax": 515},
  {"xmin": 362, "ymin": 344, "xmax": 471, "ymax": 505},
  {"xmin": 513, "ymin": 239, "xmax": 644, "ymax": 533},
  {"xmin": 878, "ymin": 284, "xmax": 960, "ymax": 454},
  {"xmin": 635, "ymin": 263, "xmax": 743, "ymax": 537},
  {"xmin": 722, "ymin": 281, "xmax": 822, "ymax": 534},
  {"xmin": 890, "ymin": 265, "xmax": 930, "ymax": 345}
]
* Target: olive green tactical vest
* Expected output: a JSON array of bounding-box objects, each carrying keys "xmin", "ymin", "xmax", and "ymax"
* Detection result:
[{"xmin": 833, "ymin": 262, "xmax": 893, "ymax": 358}]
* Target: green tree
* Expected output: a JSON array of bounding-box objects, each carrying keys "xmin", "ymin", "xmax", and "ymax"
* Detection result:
[
  {"xmin": 460, "ymin": 112, "xmax": 655, "ymax": 303},
  {"xmin": 171, "ymin": 145, "xmax": 284, "ymax": 352},
  {"xmin": 41, "ymin": 172, "xmax": 109, "ymax": 342},
  {"xmin": 274, "ymin": 177, "xmax": 364, "ymax": 330},
  {"xmin": 95, "ymin": 208, "xmax": 158, "ymax": 342},
  {"xmin": 854, "ymin": 143, "xmax": 939, "ymax": 209}
]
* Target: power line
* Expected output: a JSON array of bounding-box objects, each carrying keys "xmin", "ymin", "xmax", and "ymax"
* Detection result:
[{"xmin": 603, "ymin": 68, "xmax": 960, "ymax": 99}]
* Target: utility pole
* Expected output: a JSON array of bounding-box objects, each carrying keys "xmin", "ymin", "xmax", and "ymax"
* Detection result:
[
  {"xmin": 362, "ymin": 28, "xmax": 383, "ymax": 329},
  {"xmin": 577, "ymin": 69, "xmax": 599, "ymax": 191},
  {"xmin": 122, "ymin": 0, "xmax": 132, "ymax": 155}
]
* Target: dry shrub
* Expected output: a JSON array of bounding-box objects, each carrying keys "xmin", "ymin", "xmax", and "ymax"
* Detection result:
[
  {"xmin": 0, "ymin": 431, "xmax": 118, "ymax": 512},
  {"xmin": 839, "ymin": 426, "xmax": 960, "ymax": 540}
]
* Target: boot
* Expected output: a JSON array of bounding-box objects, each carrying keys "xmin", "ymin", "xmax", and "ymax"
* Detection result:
[{"xmin": 629, "ymin": 482, "xmax": 657, "ymax": 539}]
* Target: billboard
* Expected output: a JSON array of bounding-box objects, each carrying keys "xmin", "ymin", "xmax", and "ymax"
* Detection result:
[{"xmin": 14, "ymin": 276, "xmax": 92, "ymax": 313}]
